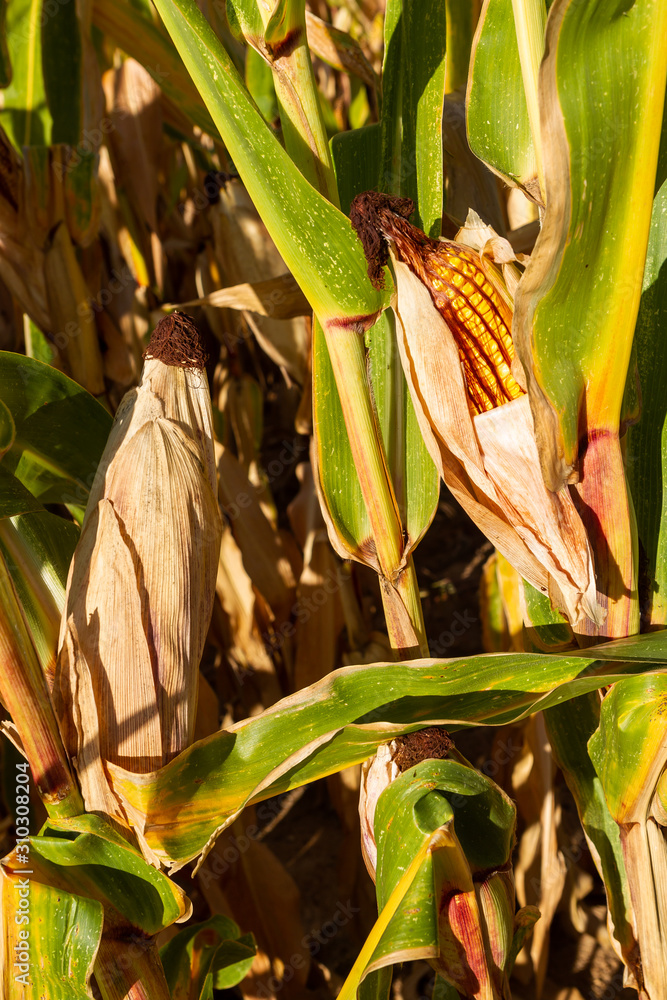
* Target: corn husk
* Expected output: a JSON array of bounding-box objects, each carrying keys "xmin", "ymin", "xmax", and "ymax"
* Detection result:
[{"xmin": 55, "ymin": 314, "xmax": 222, "ymax": 820}]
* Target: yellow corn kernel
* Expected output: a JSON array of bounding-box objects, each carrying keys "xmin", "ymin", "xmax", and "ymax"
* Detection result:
[
  {"xmin": 427, "ymin": 244, "xmax": 522, "ymax": 413},
  {"xmin": 397, "ymin": 236, "xmax": 524, "ymax": 415}
]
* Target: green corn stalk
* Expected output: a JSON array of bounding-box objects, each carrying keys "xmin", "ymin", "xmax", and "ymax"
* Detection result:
[{"xmin": 152, "ymin": 0, "xmax": 444, "ymax": 655}]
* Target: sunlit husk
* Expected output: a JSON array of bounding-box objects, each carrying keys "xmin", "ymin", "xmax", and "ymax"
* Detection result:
[
  {"xmin": 391, "ymin": 253, "xmax": 602, "ymax": 630},
  {"xmin": 430, "ymin": 826, "xmax": 507, "ymax": 1000},
  {"xmin": 55, "ymin": 325, "xmax": 221, "ymax": 807},
  {"xmin": 358, "ymin": 742, "xmax": 399, "ymax": 880}
]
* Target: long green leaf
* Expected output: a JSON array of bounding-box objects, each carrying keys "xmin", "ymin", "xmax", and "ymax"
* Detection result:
[
  {"xmin": 512, "ymin": 0, "xmax": 667, "ymax": 638},
  {"xmin": 400, "ymin": 0, "xmax": 448, "ymax": 236},
  {"xmin": 104, "ymin": 631, "xmax": 667, "ymax": 870},
  {"xmin": 0, "ymin": 0, "xmax": 52, "ymax": 149},
  {"xmin": 379, "ymin": 0, "xmax": 447, "ymax": 236},
  {"xmin": 626, "ymin": 101, "xmax": 667, "ymax": 626},
  {"xmin": 24, "ymin": 828, "xmax": 190, "ymax": 934},
  {"xmin": 311, "ymin": 320, "xmax": 370, "ymax": 556},
  {"xmin": 514, "ymin": 0, "xmax": 667, "ymax": 485},
  {"xmin": 41, "ymin": 0, "xmax": 82, "ymax": 145},
  {"xmin": 149, "ymin": 0, "xmax": 384, "ymax": 325},
  {"xmin": 466, "ymin": 0, "xmax": 537, "ymax": 196}
]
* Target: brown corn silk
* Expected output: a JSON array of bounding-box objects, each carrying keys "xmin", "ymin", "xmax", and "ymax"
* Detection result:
[{"xmin": 54, "ymin": 313, "xmax": 221, "ymax": 826}]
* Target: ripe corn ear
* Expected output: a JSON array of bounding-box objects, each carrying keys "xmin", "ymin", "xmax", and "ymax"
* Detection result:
[{"xmin": 54, "ymin": 314, "xmax": 221, "ymax": 821}]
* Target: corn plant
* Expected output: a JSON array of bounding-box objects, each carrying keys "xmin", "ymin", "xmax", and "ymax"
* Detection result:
[{"xmin": 0, "ymin": 0, "xmax": 666, "ymax": 998}]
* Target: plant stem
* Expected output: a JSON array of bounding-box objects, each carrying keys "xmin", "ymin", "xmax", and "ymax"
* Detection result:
[
  {"xmin": 322, "ymin": 320, "xmax": 404, "ymax": 581},
  {"xmin": 572, "ymin": 433, "xmax": 639, "ymax": 641},
  {"xmin": 263, "ymin": 0, "xmax": 339, "ymax": 204},
  {"xmin": 95, "ymin": 934, "xmax": 171, "ymax": 1000},
  {"xmin": 0, "ymin": 555, "xmax": 83, "ymax": 818},
  {"xmin": 380, "ymin": 556, "xmax": 429, "ymax": 658}
]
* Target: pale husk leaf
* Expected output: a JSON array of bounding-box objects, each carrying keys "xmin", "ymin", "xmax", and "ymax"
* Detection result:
[
  {"xmin": 56, "ymin": 356, "xmax": 222, "ymax": 786},
  {"xmin": 391, "ymin": 257, "xmax": 602, "ymax": 629}
]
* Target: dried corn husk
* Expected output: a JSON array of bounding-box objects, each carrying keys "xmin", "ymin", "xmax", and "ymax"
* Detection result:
[{"xmin": 55, "ymin": 314, "xmax": 221, "ymax": 821}]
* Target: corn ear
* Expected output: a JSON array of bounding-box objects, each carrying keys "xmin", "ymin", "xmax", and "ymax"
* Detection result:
[
  {"xmin": 55, "ymin": 314, "xmax": 221, "ymax": 800},
  {"xmin": 350, "ymin": 193, "xmax": 603, "ymax": 629}
]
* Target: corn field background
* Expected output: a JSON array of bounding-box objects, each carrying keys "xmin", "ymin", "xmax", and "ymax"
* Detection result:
[{"xmin": 0, "ymin": 0, "xmax": 666, "ymax": 998}]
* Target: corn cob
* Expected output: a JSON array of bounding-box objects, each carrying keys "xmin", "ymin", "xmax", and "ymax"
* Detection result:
[{"xmin": 350, "ymin": 191, "xmax": 524, "ymax": 415}]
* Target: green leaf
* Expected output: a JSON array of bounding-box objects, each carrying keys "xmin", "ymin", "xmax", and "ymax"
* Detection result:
[
  {"xmin": 1, "ymin": 864, "xmax": 103, "ymax": 1000},
  {"xmin": 150, "ymin": 0, "xmax": 384, "ymax": 325},
  {"xmin": 379, "ymin": 0, "xmax": 447, "ymax": 236},
  {"xmin": 108, "ymin": 631, "xmax": 667, "ymax": 870},
  {"xmin": 0, "ymin": 398, "xmax": 15, "ymax": 459},
  {"xmin": 466, "ymin": 0, "xmax": 537, "ymax": 195},
  {"xmin": 587, "ymin": 675, "xmax": 667, "ymax": 993},
  {"xmin": 0, "ymin": 352, "xmax": 111, "ymax": 512},
  {"xmin": 400, "ymin": 0, "xmax": 447, "ymax": 236},
  {"xmin": 522, "ymin": 579, "xmax": 573, "ymax": 651},
  {"xmin": 24, "ymin": 317, "xmax": 55, "ymax": 364},
  {"xmin": 0, "ymin": 0, "xmax": 52, "ymax": 149},
  {"xmin": 0, "ymin": 465, "xmax": 42, "ymax": 518},
  {"xmin": 311, "ymin": 320, "xmax": 370, "ymax": 558},
  {"xmin": 331, "ymin": 122, "xmax": 381, "ymax": 217},
  {"xmin": 160, "ymin": 916, "xmax": 256, "ymax": 998},
  {"xmin": 379, "ymin": 0, "xmax": 402, "ymax": 198},
  {"xmin": 213, "ymin": 934, "xmax": 257, "ymax": 989},
  {"xmin": 26, "ymin": 829, "xmax": 190, "ymax": 934},
  {"xmin": 0, "ymin": 508, "xmax": 78, "ymax": 674},
  {"xmin": 545, "ymin": 694, "xmax": 635, "ymax": 965},
  {"xmin": 359, "ymin": 967, "xmax": 393, "ymax": 1000},
  {"xmin": 245, "ymin": 45, "xmax": 278, "ymax": 124},
  {"xmin": 626, "ymin": 101, "xmax": 667, "ymax": 625},
  {"xmin": 589, "ymin": 674, "xmax": 667, "ymax": 824},
  {"xmin": 0, "ymin": 0, "xmax": 11, "ymax": 88},
  {"xmin": 41, "ymin": 0, "xmax": 82, "ymax": 145},
  {"xmin": 366, "ymin": 309, "xmax": 438, "ymax": 552},
  {"xmin": 364, "ymin": 760, "xmax": 514, "ymax": 993},
  {"xmin": 226, "ymin": 0, "xmax": 264, "ymax": 42},
  {"xmin": 514, "ymin": 0, "xmax": 667, "ymax": 481}
]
